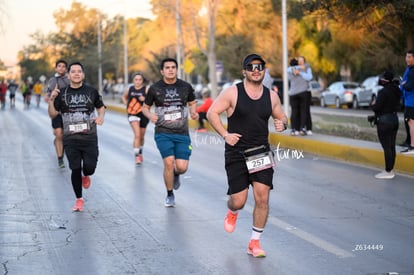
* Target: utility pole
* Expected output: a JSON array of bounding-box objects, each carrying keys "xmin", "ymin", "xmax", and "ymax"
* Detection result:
[
  {"xmin": 175, "ymin": 0, "xmax": 182, "ymax": 79},
  {"xmin": 123, "ymin": 14, "xmax": 128, "ymax": 87},
  {"xmin": 98, "ymin": 16, "xmax": 103, "ymax": 94},
  {"xmin": 282, "ymin": 0, "xmax": 289, "ymax": 117}
]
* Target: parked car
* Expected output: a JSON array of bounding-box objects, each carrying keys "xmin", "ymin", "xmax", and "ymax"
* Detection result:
[
  {"xmin": 361, "ymin": 76, "xmax": 382, "ymax": 103},
  {"xmin": 309, "ymin": 80, "xmax": 323, "ymax": 104},
  {"xmin": 320, "ymin": 81, "xmax": 372, "ymax": 108}
]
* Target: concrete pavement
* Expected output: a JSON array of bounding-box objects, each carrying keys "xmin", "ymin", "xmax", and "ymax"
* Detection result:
[{"xmin": 105, "ymin": 98, "xmax": 413, "ymax": 175}]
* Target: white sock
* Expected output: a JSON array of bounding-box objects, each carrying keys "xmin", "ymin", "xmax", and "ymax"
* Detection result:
[
  {"xmin": 133, "ymin": 148, "xmax": 139, "ymax": 155},
  {"xmin": 251, "ymin": 226, "xmax": 264, "ymax": 240}
]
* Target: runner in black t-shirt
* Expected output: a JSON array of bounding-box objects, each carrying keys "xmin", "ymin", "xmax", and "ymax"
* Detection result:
[
  {"xmin": 142, "ymin": 58, "xmax": 198, "ymax": 207},
  {"xmin": 48, "ymin": 61, "xmax": 105, "ymax": 212}
]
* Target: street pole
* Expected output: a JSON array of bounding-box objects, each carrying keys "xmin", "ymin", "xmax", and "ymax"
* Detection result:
[
  {"xmin": 123, "ymin": 14, "xmax": 128, "ymax": 87},
  {"xmin": 175, "ymin": 0, "xmax": 182, "ymax": 79},
  {"xmin": 98, "ymin": 16, "xmax": 103, "ymax": 94},
  {"xmin": 282, "ymin": 0, "xmax": 289, "ymax": 117}
]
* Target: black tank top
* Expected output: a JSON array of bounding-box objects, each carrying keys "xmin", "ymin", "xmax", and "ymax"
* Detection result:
[{"xmin": 227, "ymin": 82, "xmax": 272, "ymax": 150}]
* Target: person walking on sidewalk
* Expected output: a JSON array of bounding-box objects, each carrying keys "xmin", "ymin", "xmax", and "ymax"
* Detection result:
[
  {"xmin": 371, "ymin": 71, "xmax": 401, "ymax": 179},
  {"xmin": 46, "ymin": 60, "xmax": 70, "ymax": 168},
  {"xmin": 207, "ymin": 54, "xmax": 288, "ymax": 258},
  {"xmin": 122, "ymin": 72, "xmax": 150, "ymax": 165},
  {"xmin": 400, "ymin": 49, "xmax": 414, "ymax": 154},
  {"xmin": 48, "ymin": 61, "xmax": 105, "ymax": 212},
  {"xmin": 195, "ymin": 89, "xmax": 213, "ymax": 132},
  {"xmin": 142, "ymin": 57, "xmax": 198, "ymax": 207}
]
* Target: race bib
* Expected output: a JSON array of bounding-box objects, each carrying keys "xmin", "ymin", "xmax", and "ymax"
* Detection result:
[
  {"xmin": 164, "ymin": 110, "xmax": 182, "ymax": 121},
  {"xmin": 243, "ymin": 145, "xmax": 275, "ymax": 174},
  {"xmin": 68, "ymin": 121, "xmax": 90, "ymax": 134}
]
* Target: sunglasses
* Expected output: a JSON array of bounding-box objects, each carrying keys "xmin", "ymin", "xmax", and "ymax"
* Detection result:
[{"xmin": 245, "ymin": 63, "xmax": 265, "ymax": 72}]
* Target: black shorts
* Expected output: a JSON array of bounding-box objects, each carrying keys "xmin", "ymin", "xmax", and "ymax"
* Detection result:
[
  {"xmin": 404, "ymin": 106, "xmax": 414, "ymax": 120},
  {"xmin": 224, "ymin": 149, "xmax": 274, "ymax": 195},
  {"xmin": 64, "ymin": 138, "xmax": 99, "ymax": 170},
  {"xmin": 128, "ymin": 112, "xmax": 149, "ymax": 128},
  {"xmin": 51, "ymin": 114, "xmax": 63, "ymax": 129}
]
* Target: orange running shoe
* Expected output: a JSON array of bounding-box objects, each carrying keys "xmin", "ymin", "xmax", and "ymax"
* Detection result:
[
  {"xmin": 72, "ymin": 198, "xmax": 84, "ymax": 212},
  {"xmin": 224, "ymin": 210, "xmax": 238, "ymax": 233},
  {"xmin": 135, "ymin": 154, "xmax": 143, "ymax": 165},
  {"xmin": 247, "ymin": 239, "xmax": 266, "ymax": 258},
  {"xmin": 82, "ymin": 176, "xmax": 91, "ymax": 189}
]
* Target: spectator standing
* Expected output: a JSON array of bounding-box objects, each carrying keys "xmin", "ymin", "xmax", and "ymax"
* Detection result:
[
  {"xmin": 48, "ymin": 61, "xmax": 105, "ymax": 212},
  {"xmin": 287, "ymin": 56, "xmax": 313, "ymax": 136},
  {"xmin": 142, "ymin": 58, "xmax": 198, "ymax": 207},
  {"xmin": 371, "ymin": 71, "xmax": 401, "ymax": 179},
  {"xmin": 400, "ymin": 49, "xmax": 414, "ymax": 154},
  {"xmin": 195, "ymin": 89, "xmax": 213, "ymax": 132},
  {"xmin": 122, "ymin": 72, "xmax": 150, "ymax": 165},
  {"xmin": 207, "ymin": 54, "xmax": 288, "ymax": 258}
]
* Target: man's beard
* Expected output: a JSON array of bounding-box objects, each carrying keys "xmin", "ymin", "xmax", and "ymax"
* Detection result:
[{"xmin": 246, "ymin": 75, "xmax": 264, "ymax": 85}]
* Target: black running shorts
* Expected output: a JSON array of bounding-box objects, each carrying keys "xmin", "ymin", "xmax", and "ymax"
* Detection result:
[
  {"xmin": 51, "ymin": 114, "xmax": 63, "ymax": 129},
  {"xmin": 224, "ymin": 149, "xmax": 274, "ymax": 195},
  {"xmin": 404, "ymin": 106, "xmax": 414, "ymax": 120}
]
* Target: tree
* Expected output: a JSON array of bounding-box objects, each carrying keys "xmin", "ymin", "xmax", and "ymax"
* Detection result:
[{"xmin": 302, "ymin": 0, "xmax": 414, "ymax": 76}]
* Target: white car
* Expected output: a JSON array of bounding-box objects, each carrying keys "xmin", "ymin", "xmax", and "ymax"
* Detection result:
[
  {"xmin": 361, "ymin": 76, "xmax": 382, "ymax": 102},
  {"xmin": 320, "ymin": 81, "xmax": 372, "ymax": 109},
  {"xmin": 309, "ymin": 80, "xmax": 323, "ymax": 104}
]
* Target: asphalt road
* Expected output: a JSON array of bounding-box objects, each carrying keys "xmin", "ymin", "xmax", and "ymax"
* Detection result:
[{"xmin": 1, "ymin": 99, "xmax": 413, "ymax": 275}]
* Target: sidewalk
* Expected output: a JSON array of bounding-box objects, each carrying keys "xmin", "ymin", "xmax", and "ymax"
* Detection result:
[{"xmin": 104, "ymin": 97, "xmax": 413, "ymax": 175}]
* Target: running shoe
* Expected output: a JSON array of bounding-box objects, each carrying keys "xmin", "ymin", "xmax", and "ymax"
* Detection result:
[
  {"xmin": 247, "ymin": 239, "xmax": 266, "ymax": 258},
  {"xmin": 135, "ymin": 154, "xmax": 142, "ymax": 165},
  {"xmin": 165, "ymin": 194, "xmax": 176, "ymax": 207},
  {"xmin": 58, "ymin": 158, "xmax": 65, "ymax": 168},
  {"xmin": 224, "ymin": 209, "xmax": 238, "ymax": 233},
  {"xmin": 72, "ymin": 198, "xmax": 84, "ymax": 212},
  {"xmin": 173, "ymin": 171, "xmax": 181, "ymax": 190},
  {"xmin": 400, "ymin": 146, "xmax": 414, "ymax": 155},
  {"xmin": 82, "ymin": 176, "xmax": 91, "ymax": 189}
]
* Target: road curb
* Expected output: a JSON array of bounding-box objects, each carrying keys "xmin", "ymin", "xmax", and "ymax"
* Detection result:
[{"xmin": 268, "ymin": 133, "xmax": 413, "ymax": 175}]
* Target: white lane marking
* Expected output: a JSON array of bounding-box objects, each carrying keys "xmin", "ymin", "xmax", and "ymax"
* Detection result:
[{"xmin": 236, "ymin": 202, "xmax": 354, "ymax": 258}]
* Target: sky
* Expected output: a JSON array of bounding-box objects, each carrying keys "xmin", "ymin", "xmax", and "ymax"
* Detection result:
[{"xmin": 0, "ymin": 0, "xmax": 154, "ymax": 66}]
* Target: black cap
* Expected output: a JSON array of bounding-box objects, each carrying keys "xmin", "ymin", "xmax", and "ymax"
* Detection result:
[
  {"xmin": 381, "ymin": 70, "xmax": 394, "ymax": 82},
  {"xmin": 243, "ymin": 54, "xmax": 266, "ymax": 69}
]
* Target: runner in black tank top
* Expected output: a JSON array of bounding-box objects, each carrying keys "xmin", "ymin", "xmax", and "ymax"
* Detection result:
[
  {"xmin": 122, "ymin": 72, "xmax": 150, "ymax": 165},
  {"xmin": 207, "ymin": 54, "xmax": 288, "ymax": 258},
  {"xmin": 226, "ymin": 82, "xmax": 272, "ymax": 151}
]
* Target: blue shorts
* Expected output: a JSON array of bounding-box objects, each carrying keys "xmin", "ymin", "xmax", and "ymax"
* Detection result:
[{"xmin": 154, "ymin": 133, "xmax": 192, "ymax": 160}]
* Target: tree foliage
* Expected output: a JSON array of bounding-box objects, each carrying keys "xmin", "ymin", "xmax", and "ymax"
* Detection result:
[{"xmin": 14, "ymin": 0, "xmax": 414, "ymax": 90}]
